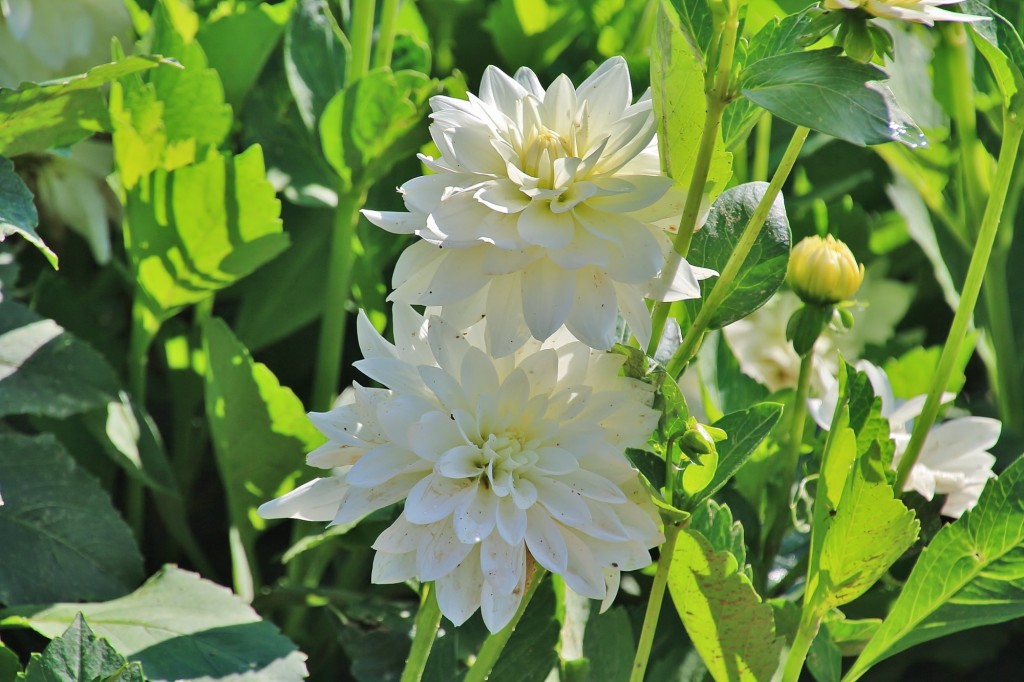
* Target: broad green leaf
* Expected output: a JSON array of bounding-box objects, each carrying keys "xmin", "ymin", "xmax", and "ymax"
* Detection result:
[
  {"xmin": 807, "ymin": 621, "xmax": 841, "ymax": 682},
  {"xmin": 0, "ymin": 432, "xmax": 143, "ymax": 605},
  {"xmin": 965, "ymin": 1, "xmax": 1024, "ymax": 111},
  {"xmin": 846, "ymin": 455, "xmax": 1024, "ymax": 679},
  {"xmin": 197, "ymin": 1, "xmax": 291, "ymax": 109},
  {"xmin": 682, "ymin": 448, "xmax": 719, "ymax": 497},
  {"xmin": 883, "ymin": 345, "xmax": 967, "ymax": 401},
  {"xmin": 664, "ymin": 0, "xmax": 713, "ymax": 64},
  {"xmin": 2, "ymin": 566, "xmax": 308, "ymax": 682},
  {"xmin": 19, "ymin": 614, "xmax": 139, "ymax": 682},
  {"xmin": 695, "ymin": 402, "xmax": 784, "ymax": 507},
  {"xmin": 581, "ymin": 606, "xmax": 633, "ymax": 682},
  {"xmin": 285, "ymin": 0, "xmax": 350, "ymax": 131},
  {"xmin": 689, "ymin": 500, "xmax": 751, "ymax": 579},
  {"xmin": 652, "ymin": 0, "xmax": 732, "ymax": 200},
  {"xmin": 668, "ymin": 528, "xmax": 783, "ymax": 682},
  {"xmin": 483, "ymin": 0, "xmax": 586, "ymax": 69},
  {"xmin": 685, "ymin": 182, "xmax": 791, "ymax": 329},
  {"xmin": 0, "ymin": 301, "xmax": 120, "ymax": 419},
  {"xmin": 124, "ymin": 145, "xmax": 288, "ymax": 321},
  {"xmin": 489, "ymin": 578, "xmax": 558, "ymax": 682},
  {"xmin": 0, "ymin": 56, "xmax": 167, "ymax": 157},
  {"xmin": 0, "ymin": 157, "xmax": 55, "ymax": 268},
  {"xmin": 740, "ymin": 48, "xmax": 926, "ymax": 147},
  {"xmin": 202, "ymin": 319, "xmax": 323, "ymax": 595},
  {"xmin": 319, "ymin": 68, "xmax": 437, "ymax": 191},
  {"xmin": 0, "ymin": 640, "xmax": 19, "ymax": 681}
]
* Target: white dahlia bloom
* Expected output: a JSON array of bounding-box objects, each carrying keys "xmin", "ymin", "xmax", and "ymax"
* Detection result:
[
  {"xmin": 365, "ymin": 57, "xmax": 715, "ymax": 356},
  {"xmin": 810, "ymin": 361, "xmax": 998, "ymax": 518},
  {"xmin": 259, "ymin": 306, "xmax": 663, "ymax": 632},
  {"xmin": 823, "ymin": 0, "xmax": 986, "ymax": 25}
]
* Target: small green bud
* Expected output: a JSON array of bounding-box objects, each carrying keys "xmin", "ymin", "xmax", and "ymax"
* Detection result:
[
  {"xmin": 786, "ymin": 304, "xmax": 831, "ymax": 357},
  {"xmin": 837, "ymin": 307, "xmax": 856, "ymax": 330},
  {"xmin": 787, "ymin": 235, "xmax": 865, "ymax": 305},
  {"xmin": 843, "ymin": 20, "xmax": 875, "ymax": 62}
]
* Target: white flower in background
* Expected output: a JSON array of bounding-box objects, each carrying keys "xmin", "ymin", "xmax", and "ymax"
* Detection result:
[
  {"xmin": 259, "ymin": 306, "xmax": 663, "ymax": 632},
  {"xmin": 823, "ymin": 0, "xmax": 986, "ymax": 25},
  {"xmin": 722, "ymin": 290, "xmax": 838, "ymax": 393},
  {"xmin": 0, "ymin": 0, "xmax": 130, "ymax": 265},
  {"xmin": 809, "ymin": 361, "xmax": 998, "ymax": 518},
  {"xmin": 365, "ymin": 57, "xmax": 715, "ymax": 356}
]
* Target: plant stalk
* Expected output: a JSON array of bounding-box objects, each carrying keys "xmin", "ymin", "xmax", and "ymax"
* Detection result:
[
  {"xmin": 348, "ymin": 0, "xmax": 376, "ymax": 82},
  {"xmin": 784, "ymin": 351, "xmax": 814, "ymax": 474},
  {"xmin": 372, "ymin": 0, "xmax": 401, "ymax": 70},
  {"xmin": 666, "ymin": 126, "xmax": 810, "ymax": 377},
  {"xmin": 628, "ymin": 522, "xmax": 681, "ymax": 682},
  {"xmin": 781, "ymin": 606, "xmax": 823, "ymax": 682},
  {"xmin": 464, "ymin": 568, "xmax": 547, "ymax": 682},
  {"xmin": 400, "ymin": 583, "xmax": 443, "ymax": 682},
  {"xmin": 895, "ymin": 115, "xmax": 1024, "ymax": 490},
  {"xmin": 753, "ymin": 113, "xmax": 773, "ymax": 182}
]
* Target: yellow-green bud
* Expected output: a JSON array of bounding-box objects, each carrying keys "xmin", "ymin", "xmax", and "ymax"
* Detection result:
[{"xmin": 787, "ymin": 235, "xmax": 865, "ymax": 305}]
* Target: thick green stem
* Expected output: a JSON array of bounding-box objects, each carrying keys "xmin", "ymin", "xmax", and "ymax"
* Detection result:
[
  {"xmin": 895, "ymin": 115, "xmax": 1024, "ymax": 490},
  {"xmin": 400, "ymin": 584, "xmax": 443, "ymax": 682},
  {"xmin": 628, "ymin": 523, "xmax": 681, "ymax": 682},
  {"xmin": 127, "ymin": 297, "xmax": 160, "ymax": 538},
  {"xmin": 372, "ymin": 0, "xmax": 400, "ymax": 70},
  {"xmin": 944, "ymin": 23, "xmax": 986, "ymax": 230},
  {"xmin": 753, "ymin": 113, "xmax": 772, "ymax": 182},
  {"xmin": 782, "ymin": 607, "xmax": 823, "ymax": 682},
  {"xmin": 784, "ymin": 351, "xmax": 814, "ymax": 474},
  {"xmin": 311, "ymin": 187, "xmax": 367, "ymax": 412},
  {"xmin": 348, "ymin": 0, "xmax": 375, "ymax": 82},
  {"xmin": 666, "ymin": 126, "xmax": 810, "ymax": 377},
  {"xmin": 464, "ymin": 568, "xmax": 547, "ymax": 682}
]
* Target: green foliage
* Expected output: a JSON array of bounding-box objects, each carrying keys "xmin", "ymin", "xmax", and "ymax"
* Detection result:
[
  {"xmin": 965, "ymin": 1, "xmax": 1024, "ymax": 111},
  {"xmin": 19, "ymin": 614, "xmax": 145, "ymax": 682},
  {"xmin": 285, "ymin": 0, "xmax": 350, "ymax": 132},
  {"xmin": 2, "ymin": 567, "xmax": 307, "ymax": 682},
  {"xmin": 0, "ymin": 432, "xmax": 143, "ymax": 605},
  {"xmin": 489, "ymin": 579, "xmax": 559, "ymax": 682},
  {"xmin": 484, "ymin": 0, "xmax": 587, "ymax": 70},
  {"xmin": 695, "ymin": 402, "xmax": 783, "ymax": 508},
  {"xmin": 668, "ymin": 528, "xmax": 783, "ymax": 682},
  {"xmin": 685, "ymin": 182, "xmax": 791, "ymax": 329},
  {"xmin": 740, "ymin": 48, "xmax": 926, "ymax": 147},
  {"xmin": 689, "ymin": 500, "xmax": 751, "ymax": 579},
  {"xmin": 847, "ymin": 455, "xmax": 1024, "ymax": 680},
  {"xmin": 0, "ymin": 158, "xmax": 54, "ymax": 268},
  {"xmin": 581, "ymin": 606, "xmax": 633, "ymax": 682}
]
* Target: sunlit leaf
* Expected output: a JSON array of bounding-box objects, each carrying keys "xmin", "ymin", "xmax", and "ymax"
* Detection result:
[{"xmin": 19, "ymin": 615, "xmax": 143, "ymax": 682}]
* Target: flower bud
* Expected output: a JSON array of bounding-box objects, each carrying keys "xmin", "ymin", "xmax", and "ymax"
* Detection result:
[{"xmin": 787, "ymin": 235, "xmax": 865, "ymax": 305}]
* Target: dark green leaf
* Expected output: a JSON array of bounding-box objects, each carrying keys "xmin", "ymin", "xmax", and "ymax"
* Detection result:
[
  {"xmin": 20, "ymin": 614, "xmax": 137, "ymax": 682},
  {"xmin": 285, "ymin": 0, "xmax": 349, "ymax": 131},
  {"xmin": 3, "ymin": 566, "xmax": 307, "ymax": 682},
  {"xmin": 685, "ymin": 182, "xmax": 791, "ymax": 329},
  {"xmin": 965, "ymin": 1, "xmax": 1024, "ymax": 111},
  {"xmin": 0, "ymin": 640, "xmax": 21, "ymax": 681},
  {"xmin": 582, "ymin": 606, "xmax": 633, "ymax": 682},
  {"xmin": 0, "ymin": 56, "xmax": 167, "ymax": 157},
  {"xmin": 0, "ymin": 432, "xmax": 142, "ymax": 605},
  {"xmin": 0, "ymin": 157, "xmax": 54, "ymax": 268},
  {"xmin": 695, "ymin": 402, "xmax": 783, "ymax": 508},
  {"xmin": 488, "ymin": 578, "xmax": 558, "ymax": 682},
  {"xmin": 847, "ymin": 455, "xmax": 1024, "ymax": 679},
  {"xmin": 0, "ymin": 301, "xmax": 120, "ymax": 419},
  {"xmin": 807, "ymin": 621, "xmax": 841, "ymax": 682},
  {"xmin": 740, "ymin": 48, "xmax": 926, "ymax": 147}
]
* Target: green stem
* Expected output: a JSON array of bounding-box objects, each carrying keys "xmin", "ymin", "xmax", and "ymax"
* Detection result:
[
  {"xmin": 753, "ymin": 113, "xmax": 772, "ymax": 182},
  {"xmin": 784, "ymin": 351, "xmax": 814, "ymax": 474},
  {"xmin": 982, "ymin": 253, "xmax": 1024, "ymax": 431},
  {"xmin": 464, "ymin": 568, "xmax": 547, "ymax": 682},
  {"xmin": 666, "ymin": 126, "xmax": 811, "ymax": 377},
  {"xmin": 311, "ymin": 187, "xmax": 367, "ymax": 412},
  {"xmin": 348, "ymin": 0, "xmax": 376, "ymax": 82},
  {"xmin": 228, "ymin": 525, "xmax": 256, "ymax": 602},
  {"xmin": 782, "ymin": 606, "xmax": 823, "ymax": 682},
  {"xmin": 895, "ymin": 114, "xmax": 1024, "ymax": 490},
  {"xmin": 628, "ymin": 523, "xmax": 681, "ymax": 682},
  {"xmin": 944, "ymin": 23, "xmax": 986, "ymax": 230},
  {"xmin": 127, "ymin": 297, "xmax": 160, "ymax": 539},
  {"xmin": 647, "ymin": 1, "xmax": 741, "ymax": 356},
  {"xmin": 372, "ymin": 0, "xmax": 400, "ymax": 70},
  {"xmin": 400, "ymin": 583, "xmax": 443, "ymax": 682}
]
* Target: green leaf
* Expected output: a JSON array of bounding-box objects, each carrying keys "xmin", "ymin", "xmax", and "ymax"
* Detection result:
[
  {"xmin": 0, "ymin": 301, "xmax": 120, "ymax": 419},
  {"xmin": 285, "ymin": 0, "xmax": 350, "ymax": 131},
  {"xmin": 19, "ymin": 614, "xmax": 138, "ymax": 682},
  {"xmin": 124, "ymin": 145, "xmax": 288, "ymax": 321},
  {"xmin": 0, "ymin": 640, "xmax": 21, "ymax": 681},
  {"xmin": 740, "ymin": 48, "xmax": 926, "ymax": 147},
  {"xmin": 489, "ymin": 578, "xmax": 558, "ymax": 682},
  {"xmin": 668, "ymin": 528, "xmax": 783, "ymax": 682},
  {"xmin": 883, "ymin": 345, "xmax": 967, "ymax": 401},
  {"xmin": 0, "ymin": 432, "xmax": 143, "ymax": 605},
  {"xmin": 689, "ymin": 500, "xmax": 751, "ymax": 579},
  {"xmin": 0, "ymin": 56, "xmax": 167, "ymax": 158},
  {"xmin": 483, "ymin": 0, "xmax": 586, "ymax": 69},
  {"xmin": 806, "ymin": 620, "xmax": 841, "ymax": 682},
  {"xmin": 846, "ymin": 455, "xmax": 1024, "ymax": 679},
  {"xmin": 319, "ymin": 68, "xmax": 437, "ymax": 191},
  {"xmin": 684, "ymin": 182, "xmax": 791, "ymax": 329},
  {"xmin": 695, "ymin": 402, "xmax": 784, "ymax": 507},
  {"xmin": 202, "ymin": 319, "xmax": 323, "ymax": 594},
  {"xmin": 663, "ymin": 0, "xmax": 713, "ymax": 64},
  {"xmin": 581, "ymin": 606, "xmax": 633, "ymax": 682},
  {"xmin": 2, "ymin": 566, "xmax": 308, "ymax": 682},
  {"xmin": 197, "ymin": 1, "xmax": 291, "ymax": 109},
  {"xmin": 0, "ymin": 157, "xmax": 55, "ymax": 268},
  {"xmin": 652, "ymin": 0, "xmax": 732, "ymax": 199},
  {"xmin": 965, "ymin": 1, "xmax": 1024, "ymax": 111}
]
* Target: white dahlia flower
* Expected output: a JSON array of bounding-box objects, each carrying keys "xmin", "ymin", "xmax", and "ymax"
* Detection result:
[
  {"xmin": 259, "ymin": 306, "xmax": 663, "ymax": 632},
  {"xmin": 365, "ymin": 57, "xmax": 715, "ymax": 356},
  {"xmin": 823, "ymin": 0, "xmax": 986, "ymax": 25},
  {"xmin": 810, "ymin": 361, "xmax": 998, "ymax": 518}
]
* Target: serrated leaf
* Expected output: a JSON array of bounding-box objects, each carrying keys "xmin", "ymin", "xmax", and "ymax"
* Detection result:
[
  {"xmin": 740, "ymin": 48, "xmax": 926, "ymax": 147},
  {"xmin": 846, "ymin": 455, "xmax": 1024, "ymax": 679},
  {"xmin": 285, "ymin": 0, "xmax": 349, "ymax": 131},
  {"xmin": 684, "ymin": 182, "xmax": 791, "ymax": 329},
  {"xmin": 20, "ymin": 614, "xmax": 136, "ymax": 682},
  {"xmin": 668, "ymin": 528, "xmax": 783, "ymax": 682},
  {"xmin": 124, "ymin": 145, "xmax": 288, "ymax": 321},
  {"xmin": 0, "ymin": 432, "xmax": 143, "ymax": 605},
  {"xmin": 694, "ymin": 402, "xmax": 784, "ymax": 507},
  {"xmin": 202, "ymin": 319, "xmax": 323, "ymax": 595},
  {"xmin": 689, "ymin": 500, "xmax": 751, "ymax": 579},
  {"xmin": 652, "ymin": 0, "xmax": 732, "ymax": 200},
  {"xmin": 0, "ymin": 157, "xmax": 54, "ymax": 268},
  {"xmin": 0, "ymin": 56, "xmax": 167, "ymax": 157},
  {"xmin": 0, "ymin": 301, "xmax": 119, "ymax": 418},
  {"xmin": 2, "ymin": 566, "xmax": 307, "ymax": 682}
]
